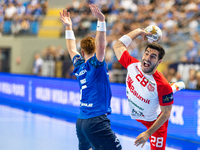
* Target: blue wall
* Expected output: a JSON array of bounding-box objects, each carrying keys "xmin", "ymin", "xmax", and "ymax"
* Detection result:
[{"xmin": 0, "ymin": 73, "xmax": 199, "ymax": 143}]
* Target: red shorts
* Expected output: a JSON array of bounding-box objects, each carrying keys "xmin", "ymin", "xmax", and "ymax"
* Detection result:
[{"xmin": 136, "ymin": 119, "xmax": 169, "ymax": 150}]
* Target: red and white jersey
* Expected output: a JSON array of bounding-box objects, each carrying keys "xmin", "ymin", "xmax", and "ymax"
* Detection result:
[{"xmin": 119, "ymin": 51, "xmax": 173, "ymax": 121}]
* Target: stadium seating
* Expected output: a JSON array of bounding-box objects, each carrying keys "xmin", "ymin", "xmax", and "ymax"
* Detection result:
[{"xmin": 3, "ymin": 21, "xmax": 12, "ymax": 34}]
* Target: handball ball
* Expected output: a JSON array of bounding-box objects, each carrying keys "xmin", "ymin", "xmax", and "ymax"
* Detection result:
[{"xmin": 144, "ymin": 25, "xmax": 162, "ymax": 43}]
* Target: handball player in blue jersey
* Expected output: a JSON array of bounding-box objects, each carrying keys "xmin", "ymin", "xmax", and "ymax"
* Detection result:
[{"xmin": 60, "ymin": 4, "xmax": 122, "ymax": 150}]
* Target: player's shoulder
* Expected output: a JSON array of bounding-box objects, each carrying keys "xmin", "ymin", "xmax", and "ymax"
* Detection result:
[
  {"xmin": 153, "ymin": 70, "xmax": 170, "ymax": 87},
  {"xmin": 88, "ymin": 53, "xmax": 105, "ymax": 69},
  {"xmin": 73, "ymin": 54, "xmax": 85, "ymax": 67},
  {"xmin": 119, "ymin": 50, "xmax": 140, "ymax": 69}
]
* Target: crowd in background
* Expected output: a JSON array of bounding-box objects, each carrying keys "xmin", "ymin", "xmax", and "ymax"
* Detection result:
[
  {"xmin": 1, "ymin": 0, "xmax": 200, "ymax": 90},
  {"xmin": 0, "ymin": 0, "xmax": 48, "ymax": 35},
  {"xmin": 32, "ymin": 43, "xmax": 200, "ymax": 90},
  {"xmin": 62, "ymin": 0, "xmax": 200, "ymax": 62}
]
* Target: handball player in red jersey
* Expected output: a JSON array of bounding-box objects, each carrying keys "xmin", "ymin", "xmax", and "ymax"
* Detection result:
[{"xmin": 113, "ymin": 28, "xmax": 185, "ymax": 150}]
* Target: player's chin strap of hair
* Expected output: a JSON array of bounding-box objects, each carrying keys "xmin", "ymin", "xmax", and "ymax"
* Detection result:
[
  {"xmin": 65, "ymin": 30, "xmax": 76, "ymax": 40},
  {"xmin": 119, "ymin": 35, "xmax": 132, "ymax": 48},
  {"xmin": 97, "ymin": 21, "xmax": 106, "ymax": 32}
]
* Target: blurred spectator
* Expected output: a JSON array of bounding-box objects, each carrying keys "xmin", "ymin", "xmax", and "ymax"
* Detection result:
[
  {"xmin": 188, "ymin": 17, "xmax": 199, "ymax": 36},
  {"xmin": 62, "ymin": 50, "xmax": 74, "ymax": 79},
  {"xmin": 41, "ymin": 46, "xmax": 56, "ymax": 77},
  {"xmin": 71, "ymin": 0, "xmax": 80, "ymax": 11},
  {"xmin": 11, "ymin": 16, "xmax": 21, "ymax": 34},
  {"xmin": 32, "ymin": 53, "xmax": 43, "ymax": 75},
  {"xmin": 32, "ymin": 3, "xmax": 42, "ymax": 21},
  {"xmin": 20, "ymin": 18, "xmax": 30, "ymax": 33},
  {"xmin": 4, "ymin": 2, "xmax": 16, "ymax": 20},
  {"xmin": 195, "ymin": 49, "xmax": 200, "ymax": 62},
  {"xmin": 39, "ymin": 0, "xmax": 48, "ymax": 15},
  {"xmin": 181, "ymin": 40, "xmax": 198, "ymax": 62},
  {"xmin": 186, "ymin": 68, "xmax": 197, "ymax": 89},
  {"xmin": 196, "ymin": 71, "xmax": 200, "ymax": 90},
  {"xmin": 128, "ymin": 41, "xmax": 140, "ymax": 59},
  {"xmin": 166, "ymin": 68, "xmax": 177, "ymax": 83},
  {"xmin": 16, "ymin": 1, "xmax": 26, "ymax": 18},
  {"xmin": 119, "ymin": 0, "xmax": 138, "ymax": 12},
  {"xmin": 55, "ymin": 46, "xmax": 64, "ymax": 78},
  {"xmin": 175, "ymin": 71, "xmax": 184, "ymax": 82},
  {"xmin": 0, "ymin": 5, "xmax": 4, "ymax": 36},
  {"xmin": 105, "ymin": 46, "xmax": 114, "ymax": 71},
  {"xmin": 29, "ymin": 0, "xmax": 39, "ymax": 7}
]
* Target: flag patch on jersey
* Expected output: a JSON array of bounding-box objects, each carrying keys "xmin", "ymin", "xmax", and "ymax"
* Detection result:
[{"xmin": 162, "ymin": 92, "xmax": 173, "ymax": 103}]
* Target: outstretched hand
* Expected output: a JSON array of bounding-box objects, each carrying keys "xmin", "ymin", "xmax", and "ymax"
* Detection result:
[
  {"xmin": 59, "ymin": 9, "xmax": 72, "ymax": 28},
  {"xmin": 89, "ymin": 4, "xmax": 105, "ymax": 22},
  {"xmin": 134, "ymin": 131, "xmax": 150, "ymax": 148}
]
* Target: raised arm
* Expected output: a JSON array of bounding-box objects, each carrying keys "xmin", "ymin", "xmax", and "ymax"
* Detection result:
[
  {"xmin": 113, "ymin": 28, "xmax": 152, "ymax": 60},
  {"xmin": 89, "ymin": 4, "xmax": 106, "ymax": 62},
  {"xmin": 60, "ymin": 9, "xmax": 80, "ymax": 60}
]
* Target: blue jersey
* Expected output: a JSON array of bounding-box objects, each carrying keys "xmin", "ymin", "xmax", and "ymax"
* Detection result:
[{"xmin": 72, "ymin": 54, "xmax": 112, "ymax": 119}]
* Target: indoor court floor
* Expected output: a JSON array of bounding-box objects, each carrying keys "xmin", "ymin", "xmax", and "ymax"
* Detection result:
[{"xmin": 0, "ymin": 105, "xmax": 199, "ymax": 150}]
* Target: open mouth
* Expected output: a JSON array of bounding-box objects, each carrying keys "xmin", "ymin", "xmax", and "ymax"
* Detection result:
[{"xmin": 143, "ymin": 61, "xmax": 150, "ymax": 68}]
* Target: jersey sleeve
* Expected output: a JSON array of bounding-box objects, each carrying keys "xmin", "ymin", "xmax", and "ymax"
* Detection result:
[
  {"xmin": 72, "ymin": 54, "xmax": 85, "ymax": 67},
  {"xmin": 118, "ymin": 50, "xmax": 139, "ymax": 68},
  {"xmin": 154, "ymin": 71, "xmax": 174, "ymax": 106},
  {"xmin": 158, "ymin": 84, "xmax": 174, "ymax": 106},
  {"xmin": 89, "ymin": 53, "xmax": 104, "ymax": 69}
]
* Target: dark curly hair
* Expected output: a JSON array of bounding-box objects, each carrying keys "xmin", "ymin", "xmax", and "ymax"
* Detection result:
[{"xmin": 145, "ymin": 42, "xmax": 165, "ymax": 60}]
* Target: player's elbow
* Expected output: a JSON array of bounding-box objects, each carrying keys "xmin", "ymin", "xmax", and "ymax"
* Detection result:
[
  {"xmin": 161, "ymin": 105, "xmax": 172, "ymax": 119},
  {"xmin": 165, "ymin": 111, "xmax": 171, "ymax": 119},
  {"xmin": 113, "ymin": 41, "xmax": 122, "ymax": 52},
  {"xmin": 113, "ymin": 41, "xmax": 119, "ymax": 49},
  {"xmin": 97, "ymin": 45, "xmax": 105, "ymax": 52},
  {"xmin": 163, "ymin": 109, "xmax": 172, "ymax": 119}
]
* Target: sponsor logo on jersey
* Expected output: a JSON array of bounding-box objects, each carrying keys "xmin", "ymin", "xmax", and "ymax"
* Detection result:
[
  {"xmin": 127, "ymin": 75, "xmax": 134, "ymax": 88},
  {"xmin": 80, "ymin": 102, "xmax": 93, "ymax": 107},
  {"xmin": 131, "ymin": 108, "xmax": 145, "ymax": 117},
  {"xmin": 75, "ymin": 69, "xmax": 87, "ymax": 77},
  {"xmin": 147, "ymin": 83, "xmax": 155, "ymax": 92},
  {"xmin": 127, "ymin": 75, "xmax": 150, "ymax": 104},
  {"xmin": 128, "ymin": 99, "xmax": 144, "ymax": 110},
  {"xmin": 73, "ymin": 55, "xmax": 82, "ymax": 64},
  {"xmin": 80, "ymin": 79, "xmax": 86, "ymax": 84},
  {"xmin": 162, "ymin": 92, "xmax": 173, "ymax": 103}
]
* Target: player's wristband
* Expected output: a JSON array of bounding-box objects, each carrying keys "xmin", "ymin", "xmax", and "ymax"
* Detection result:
[
  {"xmin": 65, "ymin": 30, "xmax": 76, "ymax": 40},
  {"xmin": 97, "ymin": 21, "xmax": 106, "ymax": 32},
  {"xmin": 119, "ymin": 35, "xmax": 132, "ymax": 48}
]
